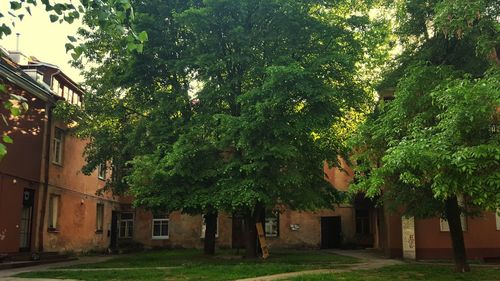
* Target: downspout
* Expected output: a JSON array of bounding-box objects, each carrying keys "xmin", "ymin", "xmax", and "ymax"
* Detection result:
[{"xmin": 37, "ymin": 103, "xmax": 53, "ymax": 252}]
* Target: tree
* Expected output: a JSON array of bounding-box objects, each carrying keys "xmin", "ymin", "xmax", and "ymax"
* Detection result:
[
  {"xmin": 351, "ymin": 0, "xmax": 499, "ymax": 272},
  {"xmin": 124, "ymin": 0, "xmax": 382, "ymax": 257}
]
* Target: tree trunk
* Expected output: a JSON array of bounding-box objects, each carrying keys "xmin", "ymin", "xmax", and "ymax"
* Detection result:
[
  {"xmin": 243, "ymin": 212, "xmax": 258, "ymax": 258},
  {"xmin": 444, "ymin": 196, "xmax": 470, "ymax": 272},
  {"xmin": 203, "ymin": 212, "xmax": 217, "ymax": 256}
]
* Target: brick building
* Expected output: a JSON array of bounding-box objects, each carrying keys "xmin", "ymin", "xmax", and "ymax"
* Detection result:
[
  {"xmin": 0, "ymin": 49, "xmax": 120, "ymax": 254},
  {"xmin": 1, "ymin": 48, "xmax": 498, "ymax": 261}
]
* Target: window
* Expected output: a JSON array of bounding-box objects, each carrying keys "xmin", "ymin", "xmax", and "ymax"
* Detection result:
[
  {"xmin": 356, "ymin": 209, "xmax": 371, "ymax": 235},
  {"xmin": 48, "ymin": 194, "xmax": 60, "ymax": 230},
  {"xmin": 52, "ymin": 128, "xmax": 64, "ymax": 165},
  {"xmin": 118, "ymin": 213, "xmax": 134, "ymax": 238},
  {"xmin": 265, "ymin": 212, "xmax": 279, "ymax": 237},
  {"xmin": 201, "ymin": 214, "xmax": 218, "ymax": 238},
  {"xmin": 96, "ymin": 203, "xmax": 104, "ymax": 233},
  {"xmin": 98, "ymin": 164, "xmax": 106, "ymax": 180},
  {"xmin": 496, "ymin": 209, "xmax": 500, "ymax": 231},
  {"xmin": 52, "ymin": 78, "xmax": 60, "ymax": 94},
  {"xmin": 152, "ymin": 213, "xmax": 169, "ymax": 239}
]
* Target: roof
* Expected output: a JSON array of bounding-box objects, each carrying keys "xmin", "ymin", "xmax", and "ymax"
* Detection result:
[{"xmin": 0, "ymin": 54, "xmax": 56, "ymax": 103}]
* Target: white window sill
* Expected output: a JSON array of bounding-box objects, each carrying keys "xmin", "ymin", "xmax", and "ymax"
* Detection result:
[{"xmin": 152, "ymin": 236, "xmax": 169, "ymax": 240}]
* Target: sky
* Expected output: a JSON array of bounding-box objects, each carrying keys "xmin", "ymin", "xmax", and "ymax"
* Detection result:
[{"xmin": 0, "ymin": 2, "xmax": 83, "ymax": 82}]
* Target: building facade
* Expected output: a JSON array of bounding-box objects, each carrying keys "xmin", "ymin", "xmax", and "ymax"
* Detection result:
[
  {"xmin": 1, "ymin": 48, "xmax": 498, "ymax": 261},
  {"xmin": 0, "ymin": 49, "xmax": 120, "ymax": 254}
]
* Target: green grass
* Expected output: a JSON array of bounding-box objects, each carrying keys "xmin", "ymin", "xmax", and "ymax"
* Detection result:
[
  {"xmin": 290, "ymin": 264, "xmax": 500, "ymax": 281},
  {"xmin": 16, "ymin": 249, "xmax": 357, "ymax": 281}
]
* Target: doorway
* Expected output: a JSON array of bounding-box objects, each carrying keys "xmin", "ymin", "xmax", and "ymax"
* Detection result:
[
  {"xmin": 232, "ymin": 215, "xmax": 245, "ymax": 249},
  {"xmin": 321, "ymin": 216, "xmax": 342, "ymax": 249},
  {"xmin": 19, "ymin": 189, "xmax": 35, "ymax": 252},
  {"xmin": 109, "ymin": 211, "xmax": 118, "ymax": 250}
]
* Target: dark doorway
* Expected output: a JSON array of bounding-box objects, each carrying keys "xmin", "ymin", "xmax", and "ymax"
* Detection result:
[
  {"xmin": 321, "ymin": 216, "xmax": 342, "ymax": 249},
  {"xmin": 232, "ymin": 215, "xmax": 245, "ymax": 249},
  {"xmin": 109, "ymin": 211, "xmax": 118, "ymax": 250},
  {"xmin": 19, "ymin": 189, "xmax": 35, "ymax": 252}
]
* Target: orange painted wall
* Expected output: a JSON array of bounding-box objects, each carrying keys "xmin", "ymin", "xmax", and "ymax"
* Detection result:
[
  {"xmin": 415, "ymin": 213, "xmax": 500, "ymax": 260},
  {"xmin": 41, "ymin": 121, "xmax": 120, "ymax": 252}
]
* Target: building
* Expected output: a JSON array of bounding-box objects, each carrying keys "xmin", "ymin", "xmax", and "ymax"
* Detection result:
[
  {"xmin": 0, "ymin": 49, "xmax": 120, "ymax": 255},
  {"xmin": 1, "ymin": 48, "xmax": 498, "ymax": 261}
]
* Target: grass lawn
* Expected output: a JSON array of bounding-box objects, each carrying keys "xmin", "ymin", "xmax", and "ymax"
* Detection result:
[
  {"xmin": 17, "ymin": 249, "xmax": 357, "ymax": 281},
  {"xmin": 290, "ymin": 264, "xmax": 500, "ymax": 281}
]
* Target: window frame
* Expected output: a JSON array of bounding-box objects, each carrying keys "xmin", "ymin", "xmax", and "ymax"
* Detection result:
[
  {"xmin": 48, "ymin": 194, "xmax": 60, "ymax": 231},
  {"xmin": 355, "ymin": 209, "xmax": 371, "ymax": 235},
  {"xmin": 52, "ymin": 128, "xmax": 64, "ymax": 165},
  {"xmin": 152, "ymin": 214, "xmax": 169, "ymax": 240},
  {"xmin": 96, "ymin": 203, "xmax": 104, "ymax": 233},
  {"xmin": 98, "ymin": 163, "xmax": 106, "ymax": 180},
  {"xmin": 118, "ymin": 212, "xmax": 134, "ymax": 239},
  {"xmin": 265, "ymin": 212, "xmax": 279, "ymax": 238}
]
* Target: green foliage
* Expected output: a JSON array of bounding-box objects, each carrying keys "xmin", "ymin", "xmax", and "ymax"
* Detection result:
[
  {"xmin": 351, "ymin": 0, "xmax": 500, "ymax": 219},
  {"xmin": 62, "ymin": 0, "xmax": 384, "ymax": 218}
]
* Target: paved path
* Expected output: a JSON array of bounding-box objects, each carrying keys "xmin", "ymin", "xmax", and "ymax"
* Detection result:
[
  {"xmin": 235, "ymin": 249, "xmax": 403, "ymax": 281},
  {"xmin": 1, "ymin": 250, "xmax": 402, "ymax": 281},
  {"xmin": 0, "ymin": 256, "xmax": 113, "ymax": 280}
]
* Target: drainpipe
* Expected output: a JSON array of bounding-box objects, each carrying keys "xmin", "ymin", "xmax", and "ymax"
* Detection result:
[{"xmin": 37, "ymin": 103, "xmax": 53, "ymax": 253}]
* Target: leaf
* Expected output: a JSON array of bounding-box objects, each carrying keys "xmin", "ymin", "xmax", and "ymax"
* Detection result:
[
  {"xmin": 65, "ymin": 43, "xmax": 75, "ymax": 52},
  {"xmin": 49, "ymin": 14, "xmax": 59, "ymax": 22},
  {"xmin": 138, "ymin": 31, "xmax": 148, "ymax": 43},
  {"xmin": 2, "ymin": 135, "xmax": 13, "ymax": 144},
  {"xmin": 10, "ymin": 1, "xmax": 22, "ymax": 10},
  {"xmin": 67, "ymin": 35, "xmax": 77, "ymax": 42},
  {"xmin": 0, "ymin": 84, "xmax": 5, "ymax": 93}
]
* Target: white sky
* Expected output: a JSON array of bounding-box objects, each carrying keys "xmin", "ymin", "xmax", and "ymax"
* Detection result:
[{"xmin": 0, "ymin": 2, "xmax": 83, "ymax": 82}]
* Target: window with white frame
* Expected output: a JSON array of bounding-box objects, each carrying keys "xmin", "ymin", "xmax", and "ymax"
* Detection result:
[
  {"xmin": 152, "ymin": 213, "xmax": 169, "ymax": 239},
  {"xmin": 48, "ymin": 194, "xmax": 60, "ymax": 230},
  {"xmin": 118, "ymin": 212, "xmax": 134, "ymax": 238},
  {"xmin": 96, "ymin": 203, "xmax": 104, "ymax": 232},
  {"xmin": 265, "ymin": 211, "xmax": 279, "ymax": 237},
  {"xmin": 201, "ymin": 214, "xmax": 218, "ymax": 238},
  {"xmin": 52, "ymin": 128, "xmax": 64, "ymax": 165},
  {"xmin": 98, "ymin": 163, "xmax": 106, "ymax": 180},
  {"xmin": 496, "ymin": 209, "xmax": 500, "ymax": 231}
]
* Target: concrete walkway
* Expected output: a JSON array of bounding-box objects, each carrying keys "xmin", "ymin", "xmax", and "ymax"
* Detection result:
[{"xmin": 235, "ymin": 249, "xmax": 403, "ymax": 281}]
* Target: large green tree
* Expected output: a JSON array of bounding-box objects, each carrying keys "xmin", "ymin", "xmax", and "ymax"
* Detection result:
[
  {"xmin": 125, "ymin": 0, "xmax": 382, "ymax": 257},
  {"xmin": 351, "ymin": 0, "xmax": 499, "ymax": 272}
]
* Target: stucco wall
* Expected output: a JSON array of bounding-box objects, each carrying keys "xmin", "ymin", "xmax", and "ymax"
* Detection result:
[
  {"xmin": 41, "ymin": 124, "xmax": 120, "ymax": 253},
  {"xmin": 415, "ymin": 213, "xmax": 500, "ymax": 260}
]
